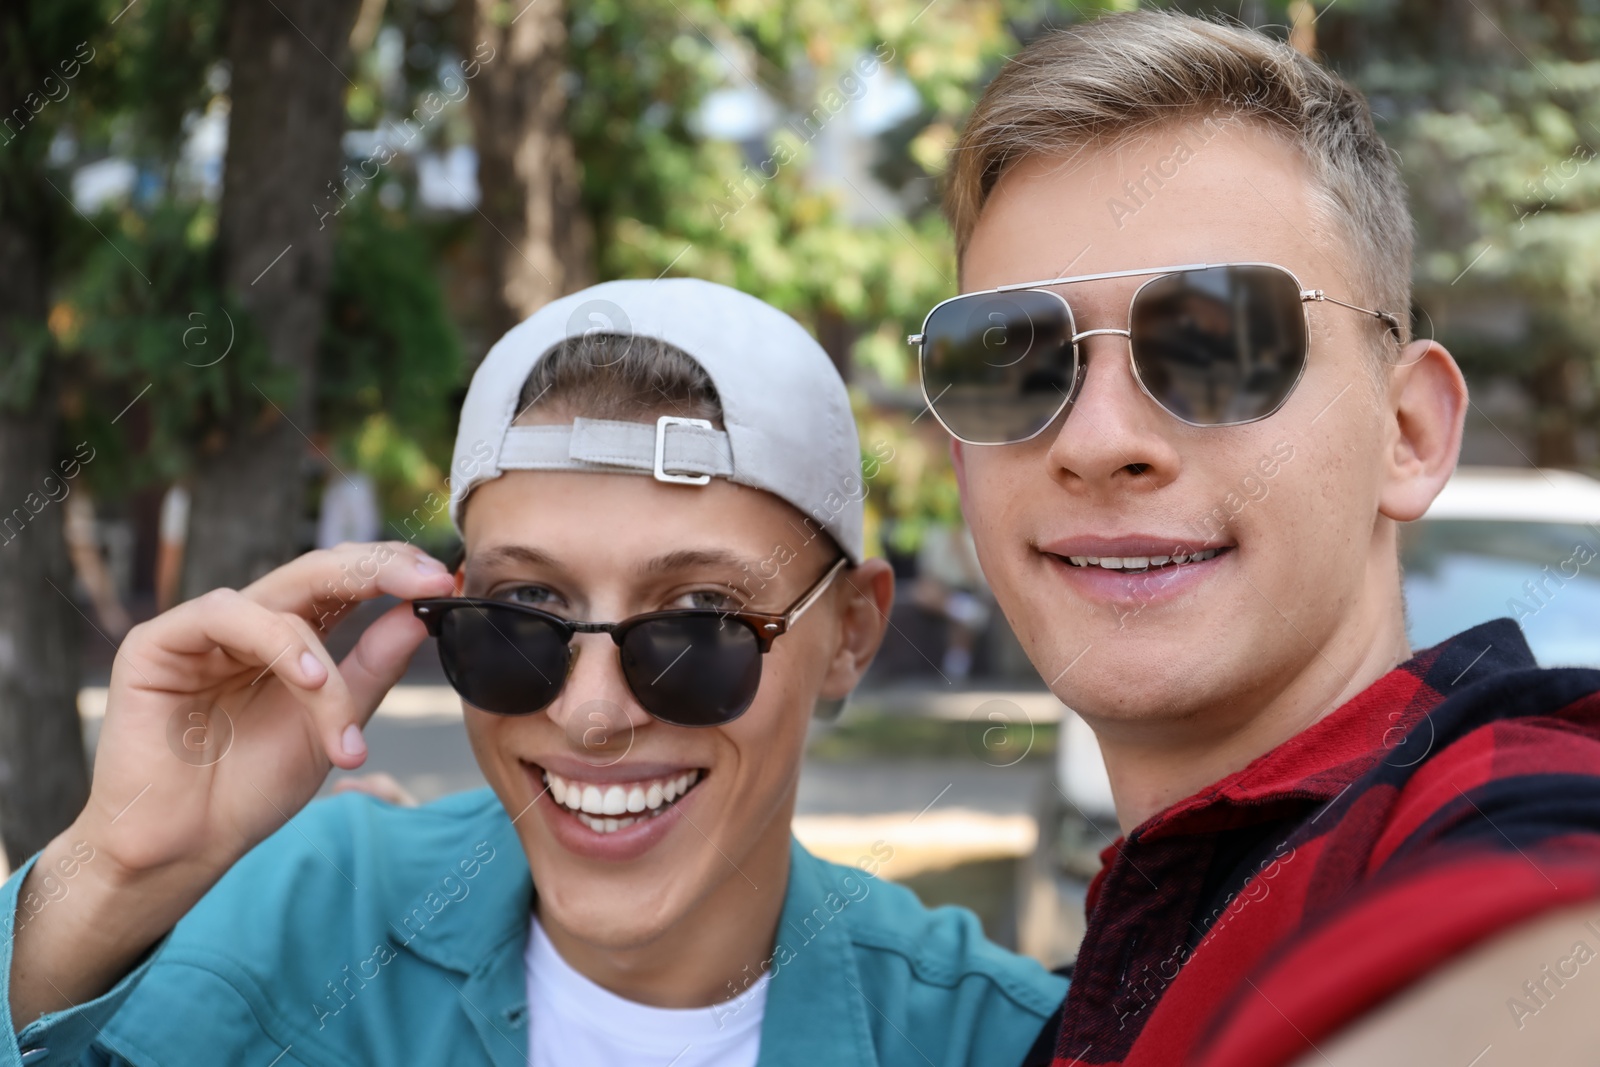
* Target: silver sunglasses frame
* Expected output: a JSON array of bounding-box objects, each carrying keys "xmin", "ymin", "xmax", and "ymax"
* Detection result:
[{"xmin": 907, "ymin": 261, "xmax": 1402, "ymax": 446}]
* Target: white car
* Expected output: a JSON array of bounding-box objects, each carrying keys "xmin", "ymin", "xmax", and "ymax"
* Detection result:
[{"xmin": 1401, "ymin": 466, "xmax": 1600, "ymax": 667}]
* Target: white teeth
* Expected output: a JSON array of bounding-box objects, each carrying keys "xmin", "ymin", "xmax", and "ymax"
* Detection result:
[
  {"xmin": 1065, "ymin": 548, "xmax": 1222, "ymax": 570},
  {"xmin": 543, "ymin": 768, "xmax": 702, "ymax": 831},
  {"xmin": 602, "ymin": 785, "xmax": 628, "ymax": 815}
]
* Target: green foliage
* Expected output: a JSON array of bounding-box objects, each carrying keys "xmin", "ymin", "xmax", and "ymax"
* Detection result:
[
  {"xmin": 1326, "ymin": 0, "xmax": 1600, "ymax": 455},
  {"xmin": 56, "ymin": 199, "xmax": 281, "ymax": 494},
  {"xmin": 318, "ymin": 194, "xmax": 465, "ymax": 453},
  {"xmin": 565, "ymin": 0, "xmax": 1086, "ymax": 551}
]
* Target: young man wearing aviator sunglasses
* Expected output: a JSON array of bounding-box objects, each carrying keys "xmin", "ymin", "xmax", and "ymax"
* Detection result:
[
  {"xmin": 3, "ymin": 279, "xmax": 1066, "ymax": 1065},
  {"xmin": 919, "ymin": 11, "xmax": 1600, "ymax": 1067}
]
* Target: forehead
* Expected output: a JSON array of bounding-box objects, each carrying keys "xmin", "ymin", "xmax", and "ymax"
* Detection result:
[
  {"xmin": 463, "ymin": 469, "xmax": 817, "ymax": 567},
  {"xmin": 962, "ymin": 120, "xmax": 1350, "ymax": 299}
]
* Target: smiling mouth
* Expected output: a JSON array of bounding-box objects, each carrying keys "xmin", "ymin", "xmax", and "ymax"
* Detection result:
[
  {"xmin": 537, "ymin": 766, "xmax": 706, "ymax": 835},
  {"xmin": 1056, "ymin": 546, "xmax": 1232, "ymax": 573}
]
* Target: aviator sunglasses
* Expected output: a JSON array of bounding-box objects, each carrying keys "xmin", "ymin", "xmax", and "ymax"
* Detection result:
[
  {"xmin": 413, "ymin": 556, "xmax": 847, "ymax": 727},
  {"xmin": 909, "ymin": 262, "xmax": 1403, "ymax": 445}
]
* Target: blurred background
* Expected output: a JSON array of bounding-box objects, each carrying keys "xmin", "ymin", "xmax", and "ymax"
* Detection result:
[{"xmin": 4, "ymin": 0, "xmax": 1600, "ymax": 970}]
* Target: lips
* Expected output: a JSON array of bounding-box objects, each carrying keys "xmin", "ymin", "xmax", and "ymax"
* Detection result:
[
  {"xmin": 1042, "ymin": 535, "xmax": 1234, "ymax": 573},
  {"xmin": 1039, "ymin": 533, "xmax": 1236, "ymax": 607}
]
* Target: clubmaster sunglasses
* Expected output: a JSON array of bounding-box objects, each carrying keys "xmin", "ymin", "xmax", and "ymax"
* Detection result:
[
  {"xmin": 413, "ymin": 556, "xmax": 848, "ymax": 727},
  {"xmin": 908, "ymin": 261, "xmax": 1403, "ymax": 445}
]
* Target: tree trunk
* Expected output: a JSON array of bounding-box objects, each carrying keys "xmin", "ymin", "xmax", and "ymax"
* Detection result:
[
  {"xmin": 1528, "ymin": 354, "xmax": 1585, "ymax": 469},
  {"xmin": 182, "ymin": 0, "xmax": 360, "ymax": 598},
  {"xmin": 0, "ymin": 6, "xmax": 92, "ymax": 868},
  {"xmin": 457, "ymin": 0, "xmax": 594, "ymax": 355},
  {"xmin": 0, "ymin": 397, "xmax": 88, "ymax": 869}
]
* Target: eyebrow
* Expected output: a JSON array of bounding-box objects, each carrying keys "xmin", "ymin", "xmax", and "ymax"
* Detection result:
[
  {"xmin": 641, "ymin": 548, "xmax": 762, "ymax": 577},
  {"xmin": 466, "ymin": 544, "xmax": 560, "ymax": 574},
  {"xmin": 465, "ymin": 544, "xmax": 764, "ymax": 580}
]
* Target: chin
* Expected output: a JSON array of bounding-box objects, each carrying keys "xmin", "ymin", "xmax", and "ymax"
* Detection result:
[{"xmin": 534, "ymin": 873, "xmax": 687, "ymax": 950}]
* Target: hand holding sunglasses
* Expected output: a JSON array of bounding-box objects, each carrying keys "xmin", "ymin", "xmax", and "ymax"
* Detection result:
[
  {"xmin": 414, "ymin": 556, "xmax": 848, "ymax": 728},
  {"xmin": 909, "ymin": 262, "xmax": 1403, "ymax": 444}
]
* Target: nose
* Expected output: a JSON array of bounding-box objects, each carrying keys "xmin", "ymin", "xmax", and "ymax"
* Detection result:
[
  {"xmin": 542, "ymin": 633, "xmax": 654, "ymax": 759},
  {"xmin": 1043, "ymin": 330, "xmax": 1182, "ymax": 492}
]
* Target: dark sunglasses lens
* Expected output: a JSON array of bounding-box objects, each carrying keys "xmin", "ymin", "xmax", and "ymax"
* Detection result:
[
  {"xmin": 921, "ymin": 289, "xmax": 1076, "ymax": 444},
  {"xmin": 434, "ymin": 605, "xmax": 568, "ymax": 715},
  {"xmin": 1130, "ymin": 265, "xmax": 1308, "ymax": 425},
  {"xmin": 620, "ymin": 615, "xmax": 762, "ymax": 727}
]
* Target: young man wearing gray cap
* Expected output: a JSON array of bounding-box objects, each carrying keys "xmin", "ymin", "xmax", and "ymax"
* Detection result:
[{"xmin": 4, "ymin": 278, "xmax": 1065, "ymax": 1066}]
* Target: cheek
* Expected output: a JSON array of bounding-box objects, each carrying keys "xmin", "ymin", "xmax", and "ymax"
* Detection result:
[{"xmin": 462, "ymin": 712, "xmax": 527, "ymax": 792}]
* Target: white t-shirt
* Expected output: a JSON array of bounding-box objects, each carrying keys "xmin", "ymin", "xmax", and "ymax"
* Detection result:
[{"xmin": 525, "ymin": 913, "xmax": 768, "ymax": 1067}]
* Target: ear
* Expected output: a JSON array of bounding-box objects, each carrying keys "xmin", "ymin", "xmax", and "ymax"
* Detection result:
[
  {"xmin": 950, "ymin": 438, "xmax": 969, "ymax": 496},
  {"xmin": 819, "ymin": 558, "xmax": 894, "ymax": 699},
  {"xmin": 1378, "ymin": 339, "xmax": 1468, "ymax": 523}
]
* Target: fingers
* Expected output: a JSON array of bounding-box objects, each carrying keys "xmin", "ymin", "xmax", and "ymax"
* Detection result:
[
  {"xmin": 337, "ymin": 599, "xmax": 431, "ymax": 729},
  {"xmin": 138, "ymin": 589, "xmax": 365, "ymax": 770},
  {"xmin": 241, "ymin": 541, "xmax": 457, "ymax": 629},
  {"xmin": 333, "ymin": 772, "xmax": 418, "ymax": 807}
]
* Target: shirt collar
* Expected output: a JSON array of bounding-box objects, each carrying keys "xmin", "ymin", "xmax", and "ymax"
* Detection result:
[
  {"xmin": 390, "ymin": 794, "xmax": 531, "ymax": 972},
  {"xmin": 395, "ymin": 815, "xmax": 881, "ymax": 1065},
  {"xmin": 758, "ymin": 838, "xmax": 880, "ymax": 1067},
  {"xmin": 1130, "ymin": 618, "xmax": 1534, "ymax": 844}
]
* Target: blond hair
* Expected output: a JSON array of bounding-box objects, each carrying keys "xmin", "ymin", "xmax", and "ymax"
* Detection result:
[{"xmin": 945, "ymin": 11, "xmax": 1412, "ymax": 340}]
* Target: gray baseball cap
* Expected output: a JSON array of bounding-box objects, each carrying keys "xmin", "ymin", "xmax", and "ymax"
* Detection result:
[{"xmin": 449, "ymin": 278, "xmax": 865, "ymax": 563}]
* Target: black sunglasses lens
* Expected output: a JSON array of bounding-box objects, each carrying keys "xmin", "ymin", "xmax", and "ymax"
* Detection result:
[
  {"xmin": 1130, "ymin": 264, "xmax": 1308, "ymax": 426},
  {"xmin": 434, "ymin": 605, "xmax": 568, "ymax": 715},
  {"xmin": 921, "ymin": 289, "xmax": 1076, "ymax": 444},
  {"xmin": 620, "ymin": 614, "xmax": 762, "ymax": 727}
]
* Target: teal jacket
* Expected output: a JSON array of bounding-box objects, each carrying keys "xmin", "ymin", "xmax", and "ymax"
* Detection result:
[{"xmin": 2, "ymin": 788, "xmax": 1066, "ymax": 1066}]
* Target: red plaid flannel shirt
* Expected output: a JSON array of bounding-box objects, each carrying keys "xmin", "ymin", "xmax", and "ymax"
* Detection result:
[{"xmin": 1042, "ymin": 618, "xmax": 1600, "ymax": 1066}]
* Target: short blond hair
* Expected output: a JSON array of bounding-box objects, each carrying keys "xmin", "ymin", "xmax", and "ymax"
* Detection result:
[{"xmin": 945, "ymin": 11, "xmax": 1412, "ymax": 338}]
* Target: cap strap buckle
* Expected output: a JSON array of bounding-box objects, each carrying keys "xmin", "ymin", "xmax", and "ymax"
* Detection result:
[{"xmin": 654, "ymin": 415, "xmax": 714, "ymax": 485}]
